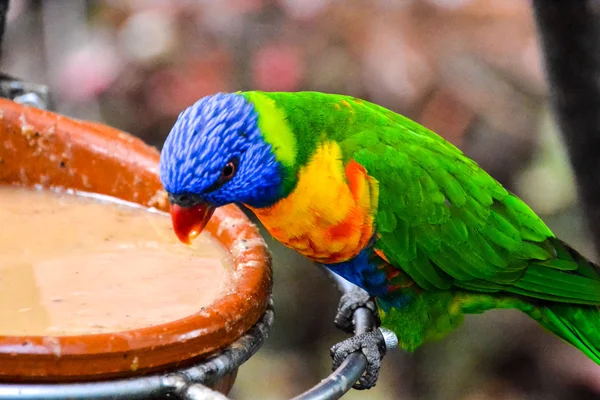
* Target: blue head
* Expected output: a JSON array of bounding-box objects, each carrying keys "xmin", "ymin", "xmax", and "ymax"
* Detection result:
[{"xmin": 160, "ymin": 93, "xmax": 284, "ymax": 209}]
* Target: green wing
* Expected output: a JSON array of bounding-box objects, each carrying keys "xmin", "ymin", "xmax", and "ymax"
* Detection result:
[{"xmin": 340, "ymin": 115, "xmax": 600, "ymax": 305}]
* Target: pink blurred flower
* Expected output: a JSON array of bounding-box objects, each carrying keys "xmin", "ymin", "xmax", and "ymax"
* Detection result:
[
  {"xmin": 58, "ymin": 41, "xmax": 122, "ymax": 102},
  {"xmin": 252, "ymin": 43, "xmax": 304, "ymax": 92},
  {"xmin": 146, "ymin": 52, "xmax": 231, "ymax": 116}
]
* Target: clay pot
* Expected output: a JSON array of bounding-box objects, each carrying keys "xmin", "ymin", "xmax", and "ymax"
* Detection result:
[{"xmin": 0, "ymin": 99, "xmax": 272, "ymax": 394}]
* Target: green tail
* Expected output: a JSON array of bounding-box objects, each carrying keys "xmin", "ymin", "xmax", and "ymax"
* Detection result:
[
  {"xmin": 503, "ymin": 239, "xmax": 600, "ymax": 365},
  {"xmin": 459, "ymin": 293, "xmax": 600, "ymax": 365},
  {"xmin": 529, "ymin": 239, "xmax": 600, "ymax": 364},
  {"xmin": 532, "ymin": 303, "xmax": 600, "ymax": 364},
  {"xmin": 493, "ymin": 238, "xmax": 600, "ymax": 364}
]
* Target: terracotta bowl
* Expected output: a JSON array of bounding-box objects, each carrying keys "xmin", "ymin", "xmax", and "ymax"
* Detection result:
[{"xmin": 0, "ymin": 99, "xmax": 272, "ymax": 393}]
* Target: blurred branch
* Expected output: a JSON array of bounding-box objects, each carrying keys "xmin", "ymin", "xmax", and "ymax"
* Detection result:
[{"xmin": 532, "ymin": 1, "xmax": 600, "ymax": 255}]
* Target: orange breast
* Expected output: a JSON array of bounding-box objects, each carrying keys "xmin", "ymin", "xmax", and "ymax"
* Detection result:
[{"xmin": 246, "ymin": 142, "xmax": 378, "ymax": 264}]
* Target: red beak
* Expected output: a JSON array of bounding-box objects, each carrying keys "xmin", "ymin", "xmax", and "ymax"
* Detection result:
[{"xmin": 169, "ymin": 203, "xmax": 216, "ymax": 244}]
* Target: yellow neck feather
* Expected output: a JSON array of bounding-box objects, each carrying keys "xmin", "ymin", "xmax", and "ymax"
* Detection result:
[{"xmin": 245, "ymin": 141, "xmax": 378, "ymax": 264}]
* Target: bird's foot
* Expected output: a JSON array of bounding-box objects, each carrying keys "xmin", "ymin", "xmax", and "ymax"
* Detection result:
[
  {"xmin": 334, "ymin": 286, "xmax": 380, "ymax": 333},
  {"xmin": 330, "ymin": 328, "xmax": 398, "ymax": 390}
]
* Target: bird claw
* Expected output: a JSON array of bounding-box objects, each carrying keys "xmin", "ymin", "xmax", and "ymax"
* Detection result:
[
  {"xmin": 334, "ymin": 286, "xmax": 380, "ymax": 333},
  {"xmin": 330, "ymin": 328, "xmax": 397, "ymax": 390}
]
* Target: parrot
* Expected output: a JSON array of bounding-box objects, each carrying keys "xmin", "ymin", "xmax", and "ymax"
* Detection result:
[{"xmin": 159, "ymin": 91, "xmax": 600, "ymax": 389}]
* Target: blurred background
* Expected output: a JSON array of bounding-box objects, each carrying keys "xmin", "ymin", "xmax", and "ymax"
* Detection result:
[{"xmin": 3, "ymin": 0, "xmax": 600, "ymax": 399}]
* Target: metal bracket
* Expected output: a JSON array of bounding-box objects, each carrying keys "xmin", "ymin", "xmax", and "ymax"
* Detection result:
[{"xmin": 0, "ymin": 76, "xmax": 50, "ymax": 110}]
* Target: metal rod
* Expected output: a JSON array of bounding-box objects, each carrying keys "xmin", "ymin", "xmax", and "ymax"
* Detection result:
[
  {"xmin": 532, "ymin": 1, "xmax": 600, "ymax": 254},
  {"xmin": 0, "ymin": 375, "xmax": 166, "ymax": 400},
  {"xmin": 291, "ymin": 269, "xmax": 377, "ymax": 400}
]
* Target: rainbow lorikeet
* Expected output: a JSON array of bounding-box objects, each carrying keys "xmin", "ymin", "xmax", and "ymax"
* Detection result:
[{"xmin": 159, "ymin": 91, "xmax": 600, "ymax": 389}]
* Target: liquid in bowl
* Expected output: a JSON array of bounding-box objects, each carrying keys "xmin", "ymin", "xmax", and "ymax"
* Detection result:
[{"xmin": 0, "ymin": 186, "xmax": 231, "ymax": 337}]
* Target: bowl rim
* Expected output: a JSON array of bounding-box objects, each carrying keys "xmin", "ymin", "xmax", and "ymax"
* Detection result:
[{"xmin": 0, "ymin": 99, "xmax": 272, "ymax": 381}]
